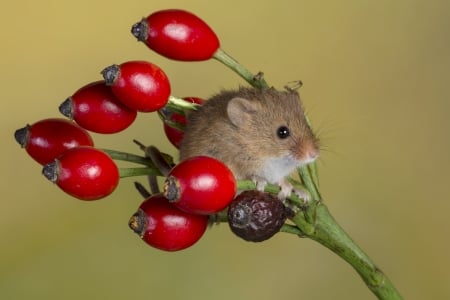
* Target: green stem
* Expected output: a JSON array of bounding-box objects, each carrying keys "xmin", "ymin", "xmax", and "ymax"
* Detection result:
[
  {"xmin": 157, "ymin": 111, "xmax": 186, "ymax": 131},
  {"xmin": 213, "ymin": 48, "xmax": 269, "ymax": 89},
  {"xmin": 165, "ymin": 95, "xmax": 199, "ymax": 115},
  {"xmin": 102, "ymin": 149, "xmax": 154, "ymax": 167},
  {"xmin": 280, "ymin": 224, "xmax": 304, "ymax": 235},
  {"xmin": 307, "ymin": 162, "xmax": 320, "ymax": 190},
  {"xmin": 236, "ymin": 157, "xmax": 401, "ymax": 299},
  {"xmin": 297, "ymin": 165, "xmax": 321, "ymax": 201},
  {"xmin": 119, "ymin": 167, "xmax": 161, "ymax": 178},
  {"xmin": 291, "ymin": 203, "xmax": 403, "ymax": 300}
]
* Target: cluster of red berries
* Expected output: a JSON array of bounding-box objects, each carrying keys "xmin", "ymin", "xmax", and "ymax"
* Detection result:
[{"xmin": 15, "ymin": 9, "xmax": 287, "ymax": 251}]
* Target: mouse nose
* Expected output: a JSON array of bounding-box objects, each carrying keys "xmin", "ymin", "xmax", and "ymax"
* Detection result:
[{"xmin": 302, "ymin": 143, "xmax": 319, "ymax": 164}]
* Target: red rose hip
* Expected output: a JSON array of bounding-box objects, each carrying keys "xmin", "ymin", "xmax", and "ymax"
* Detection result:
[
  {"xmin": 14, "ymin": 118, "xmax": 94, "ymax": 165},
  {"xmin": 101, "ymin": 60, "xmax": 171, "ymax": 112},
  {"xmin": 42, "ymin": 146, "xmax": 119, "ymax": 200},
  {"xmin": 164, "ymin": 156, "xmax": 236, "ymax": 215},
  {"xmin": 132, "ymin": 9, "xmax": 220, "ymax": 61},
  {"xmin": 60, "ymin": 80, "xmax": 137, "ymax": 133},
  {"xmin": 129, "ymin": 194, "xmax": 208, "ymax": 251}
]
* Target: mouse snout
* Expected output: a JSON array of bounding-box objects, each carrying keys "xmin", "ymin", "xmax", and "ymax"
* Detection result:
[{"xmin": 298, "ymin": 141, "xmax": 319, "ymax": 164}]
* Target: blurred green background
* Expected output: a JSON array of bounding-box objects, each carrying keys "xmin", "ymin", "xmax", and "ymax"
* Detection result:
[{"xmin": 1, "ymin": 0, "xmax": 449, "ymax": 299}]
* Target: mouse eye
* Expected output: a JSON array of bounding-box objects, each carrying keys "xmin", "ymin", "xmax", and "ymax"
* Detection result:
[{"xmin": 277, "ymin": 126, "xmax": 290, "ymax": 139}]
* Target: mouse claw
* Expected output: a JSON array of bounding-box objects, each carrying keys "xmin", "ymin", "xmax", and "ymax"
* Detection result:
[
  {"xmin": 277, "ymin": 184, "xmax": 292, "ymax": 200},
  {"xmin": 277, "ymin": 178, "xmax": 294, "ymax": 200},
  {"xmin": 293, "ymin": 188, "xmax": 311, "ymax": 203},
  {"xmin": 252, "ymin": 176, "xmax": 268, "ymax": 192},
  {"xmin": 278, "ymin": 178, "xmax": 311, "ymax": 203}
]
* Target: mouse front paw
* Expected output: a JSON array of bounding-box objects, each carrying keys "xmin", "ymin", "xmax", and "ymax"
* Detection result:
[
  {"xmin": 292, "ymin": 188, "xmax": 311, "ymax": 203},
  {"xmin": 278, "ymin": 178, "xmax": 311, "ymax": 203},
  {"xmin": 251, "ymin": 176, "xmax": 268, "ymax": 192}
]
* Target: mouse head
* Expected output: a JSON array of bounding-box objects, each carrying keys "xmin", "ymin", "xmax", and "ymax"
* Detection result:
[{"xmin": 226, "ymin": 87, "xmax": 319, "ymax": 165}]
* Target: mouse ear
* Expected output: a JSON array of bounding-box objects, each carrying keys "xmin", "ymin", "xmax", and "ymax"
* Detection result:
[{"xmin": 227, "ymin": 97, "xmax": 260, "ymax": 128}]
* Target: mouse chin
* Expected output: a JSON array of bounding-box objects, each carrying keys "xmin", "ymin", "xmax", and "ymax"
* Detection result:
[{"xmin": 258, "ymin": 155, "xmax": 305, "ymax": 184}]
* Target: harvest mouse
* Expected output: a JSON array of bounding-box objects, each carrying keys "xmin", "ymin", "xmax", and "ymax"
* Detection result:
[{"xmin": 179, "ymin": 87, "xmax": 319, "ymax": 201}]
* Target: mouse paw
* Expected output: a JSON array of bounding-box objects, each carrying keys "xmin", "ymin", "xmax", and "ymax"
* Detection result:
[
  {"xmin": 277, "ymin": 181, "xmax": 293, "ymax": 200},
  {"xmin": 251, "ymin": 176, "xmax": 268, "ymax": 192},
  {"xmin": 278, "ymin": 179, "xmax": 311, "ymax": 203},
  {"xmin": 292, "ymin": 188, "xmax": 311, "ymax": 203}
]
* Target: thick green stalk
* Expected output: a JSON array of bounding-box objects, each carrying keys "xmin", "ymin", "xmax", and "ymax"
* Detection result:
[{"xmin": 291, "ymin": 203, "xmax": 402, "ymax": 299}]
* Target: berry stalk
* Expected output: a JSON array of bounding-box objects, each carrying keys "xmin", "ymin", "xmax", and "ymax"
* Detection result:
[
  {"xmin": 102, "ymin": 149, "xmax": 156, "ymax": 167},
  {"xmin": 290, "ymin": 203, "xmax": 403, "ymax": 300},
  {"xmin": 213, "ymin": 48, "xmax": 269, "ymax": 89},
  {"xmin": 297, "ymin": 164, "xmax": 321, "ymax": 201},
  {"xmin": 119, "ymin": 167, "xmax": 161, "ymax": 178},
  {"xmin": 167, "ymin": 95, "xmax": 200, "ymax": 112}
]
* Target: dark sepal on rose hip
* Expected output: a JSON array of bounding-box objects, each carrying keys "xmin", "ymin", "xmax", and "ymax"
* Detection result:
[
  {"xmin": 131, "ymin": 18, "xmax": 148, "ymax": 42},
  {"xmin": 164, "ymin": 176, "xmax": 180, "ymax": 202},
  {"xmin": 58, "ymin": 98, "xmax": 74, "ymax": 119},
  {"xmin": 42, "ymin": 160, "xmax": 59, "ymax": 183},
  {"xmin": 128, "ymin": 209, "xmax": 147, "ymax": 237},
  {"xmin": 14, "ymin": 125, "xmax": 30, "ymax": 148},
  {"xmin": 227, "ymin": 190, "xmax": 288, "ymax": 242},
  {"xmin": 101, "ymin": 64, "xmax": 120, "ymax": 86}
]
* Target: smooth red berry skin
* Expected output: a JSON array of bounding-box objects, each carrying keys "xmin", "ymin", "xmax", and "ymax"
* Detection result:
[
  {"xmin": 102, "ymin": 61, "xmax": 171, "ymax": 112},
  {"xmin": 132, "ymin": 9, "xmax": 220, "ymax": 61},
  {"xmin": 164, "ymin": 156, "xmax": 236, "ymax": 215},
  {"xmin": 163, "ymin": 97, "xmax": 204, "ymax": 148},
  {"xmin": 43, "ymin": 146, "xmax": 119, "ymax": 201},
  {"xmin": 61, "ymin": 81, "xmax": 137, "ymax": 134},
  {"xmin": 14, "ymin": 118, "xmax": 94, "ymax": 165},
  {"xmin": 129, "ymin": 194, "xmax": 208, "ymax": 251}
]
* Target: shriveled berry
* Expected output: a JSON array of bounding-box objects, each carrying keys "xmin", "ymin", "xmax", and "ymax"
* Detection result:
[
  {"xmin": 60, "ymin": 81, "xmax": 137, "ymax": 133},
  {"xmin": 129, "ymin": 194, "xmax": 208, "ymax": 251},
  {"xmin": 227, "ymin": 190, "xmax": 287, "ymax": 242},
  {"xmin": 14, "ymin": 118, "xmax": 94, "ymax": 165},
  {"xmin": 42, "ymin": 146, "xmax": 119, "ymax": 200},
  {"xmin": 132, "ymin": 9, "xmax": 220, "ymax": 61},
  {"xmin": 101, "ymin": 60, "xmax": 171, "ymax": 112}
]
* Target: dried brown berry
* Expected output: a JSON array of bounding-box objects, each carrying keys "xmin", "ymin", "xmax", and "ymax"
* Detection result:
[{"xmin": 227, "ymin": 190, "xmax": 287, "ymax": 242}]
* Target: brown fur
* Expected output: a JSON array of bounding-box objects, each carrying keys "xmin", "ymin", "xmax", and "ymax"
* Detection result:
[{"xmin": 179, "ymin": 87, "xmax": 319, "ymax": 182}]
